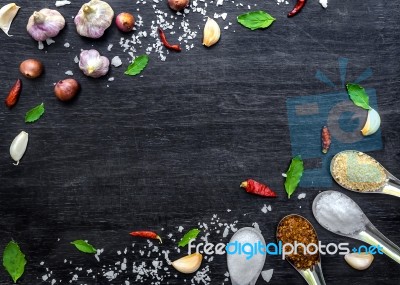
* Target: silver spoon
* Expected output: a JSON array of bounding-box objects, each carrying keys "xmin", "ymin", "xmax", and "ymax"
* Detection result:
[
  {"xmin": 276, "ymin": 214, "xmax": 326, "ymax": 285},
  {"xmin": 330, "ymin": 150, "xmax": 400, "ymax": 197},
  {"xmin": 313, "ymin": 190, "xmax": 400, "ymax": 264},
  {"xmin": 227, "ymin": 227, "xmax": 266, "ymax": 285}
]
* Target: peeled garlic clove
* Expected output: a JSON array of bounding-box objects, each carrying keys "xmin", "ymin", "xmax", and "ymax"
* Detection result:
[
  {"xmin": 27, "ymin": 9, "xmax": 65, "ymax": 42},
  {"xmin": 0, "ymin": 3, "xmax": 20, "ymax": 36},
  {"xmin": 172, "ymin": 253, "xmax": 203, "ymax": 274},
  {"xmin": 203, "ymin": 17, "xmax": 220, "ymax": 47},
  {"xmin": 344, "ymin": 253, "xmax": 374, "ymax": 270},
  {"xmin": 74, "ymin": 0, "xmax": 114, "ymax": 39},
  {"xmin": 10, "ymin": 131, "xmax": 29, "ymax": 165},
  {"xmin": 361, "ymin": 108, "xmax": 381, "ymax": 136},
  {"xmin": 79, "ymin": 49, "xmax": 110, "ymax": 78}
]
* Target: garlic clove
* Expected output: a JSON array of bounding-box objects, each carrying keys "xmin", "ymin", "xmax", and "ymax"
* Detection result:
[
  {"xmin": 203, "ymin": 17, "xmax": 221, "ymax": 47},
  {"xmin": 344, "ymin": 253, "xmax": 374, "ymax": 270},
  {"xmin": 10, "ymin": 131, "xmax": 29, "ymax": 165},
  {"xmin": 361, "ymin": 108, "xmax": 381, "ymax": 136},
  {"xmin": 172, "ymin": 253, "xmax": 203, "ymax": 274},
  {"xmin": 0, "ymin": 3, "xmax": 20, "ymax": 36}
]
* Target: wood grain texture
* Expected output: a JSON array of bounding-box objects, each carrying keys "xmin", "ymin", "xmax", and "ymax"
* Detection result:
[{"xmin": 0, "ymin": 0, "xmax": 399, "ymax": 284}]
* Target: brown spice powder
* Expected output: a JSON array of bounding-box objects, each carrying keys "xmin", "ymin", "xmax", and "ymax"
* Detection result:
[
  {"xmin": 277, "ymin": 215, "xmax": 319, "ymax": 270},
  {"xmin": 331, "ymin": 151, "xmax": 386, "ymax": 192}
]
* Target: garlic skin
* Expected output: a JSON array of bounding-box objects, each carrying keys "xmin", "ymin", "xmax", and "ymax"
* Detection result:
[
  {"xmin": 74, "ymin": 0, "xmax": 114, "ymax": 39},
  {"xmin": 172, "ymin": 253, "xmax": 203, "ymax": 274},
  {"xmin": 344, "ymin": 253, "xmax": 374, "ymax": 270},
  {"xmin": 10, "ymin": 131, "xmax": 29, "ymax": 165},
  {"xmin": 0, "ymin": 3, "xmax": 20, "ymax": 36},
  {"xmin": 361, "ymin": 108, "xmax": 381, "ymax": 136},
  {"xmin": 27, "ymin": 9, "xmax": 65, "ymax": 42},
  {"xmin": 79, "ymin": 49, "xmax": 110, "ymax": 78},
  {"xmin": 203, "ymin": 17, "xmax": 220, "ymax": 47}
]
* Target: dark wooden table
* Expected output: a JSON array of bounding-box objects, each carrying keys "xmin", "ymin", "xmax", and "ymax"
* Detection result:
[{"xmin": 0, "ymin": 0, "xmax": 399, "ymax": 284}]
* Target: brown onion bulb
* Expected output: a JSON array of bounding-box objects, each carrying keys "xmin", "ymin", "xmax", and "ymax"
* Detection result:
[
  {"xmin": 54, "ymin": 78, "xmax": 80, "ymax": 102},
  {"xmin": 115, "ymin": 12, "xmax": 135, "ymax": 32},
  {"xmin": 168, "ymin": 0, "xmax": 189, "ymax": 11},
  {"xmin": 19, "ymin": 59, "xmax": 43, "ymax": 79}
]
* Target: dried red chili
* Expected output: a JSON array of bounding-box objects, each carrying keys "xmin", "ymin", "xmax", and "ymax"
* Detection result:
[
  {"xmin": 288, "ymin": 0, "xmax": 307, "ymax": 17},
  {"xmin": 129, "ymin": 231, "xmax": 162, "ymax": 243},
  {"xmin": 5, "ymin": 79, "xmax": 22, "ymax": 109},
  {"xmin": 240, "ymin": 179, "xmax": 277, "ymax": 197},
  {"xmin": 158, "ymin": 28, "xmax": 181, "ymax": 52},
  {"xmin": 321, "ymin": 126, "xmax": 331, "ymax": 154}
]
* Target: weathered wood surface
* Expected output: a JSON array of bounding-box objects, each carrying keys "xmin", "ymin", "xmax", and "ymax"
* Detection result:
[{"xmin": 0, "ymin": 0, "xmax": 399, "ymax": 284}]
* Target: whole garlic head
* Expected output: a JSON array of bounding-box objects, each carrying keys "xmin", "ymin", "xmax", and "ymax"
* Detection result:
[
  {"xmin": 74, "ymin": 0, "xmax": 114, "ymax": 38},
  {"xmin": 79, "ymin": 49, "xmax": 110, "ymax": 78},
  {"xmin": 27, "ymin": 8, "xmax": 65, "ymax": 41}
]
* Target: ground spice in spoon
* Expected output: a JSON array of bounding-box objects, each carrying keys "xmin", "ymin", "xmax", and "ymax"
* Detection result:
[
  {"xmin": 331, "ymin": 151, "xmax": 387, "ymax": 192},
  {"xmin": 277, "ymin": 215, "xmax": 319, "ymax": 270}
]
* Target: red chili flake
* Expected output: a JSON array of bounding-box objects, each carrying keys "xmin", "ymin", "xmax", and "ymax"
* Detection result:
[
  {"xmin": 240, "ymin": 179, "xmax": 277, "ymax": 197},
  {"xmin": 288, "ymin": 0, "xmax": 307, "ymax": 17},
  {"xmin": 158, "ymin": 28, "xmax": 181, "ymax": 52},
  {"xmin": 5, "ymin": 79, "xmax": 22, "ymax": 109},
  {"xmin": 321, "ymin": 126, "xmax": 331, "ymax": 154},
  {"xmin": 129, "ymin": 231, "xmax": 162, "ymax": 243}
]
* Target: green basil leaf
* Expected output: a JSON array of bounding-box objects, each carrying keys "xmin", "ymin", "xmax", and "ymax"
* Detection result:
[
  {"xmin": 25, "ymin": 103, "xmax": 45, "ymax": 123},
  {"xmin": 2, "ymin": 241, "xmax": 27, "ymax": 283},
  {"xmin": 284, "ymin": 155, "xmax": 304, "ymax": 199},
  {"xmin": 71, "ymin": 240, "xmax": 97, "ymax": 254},
  {"xmin": 178, "ymin": 229, "xmax": 200, "ymax": 247},
  {"xmin": 125, "ymin": 55, "xmax": 149, "ymax": 76},
  {"xmin": 237, "ymin": 11, "xmax": 276, "ymax": 30},
  {"xmin": 346, "ymin": 83, "xmax": 371, "ymax": 110}
]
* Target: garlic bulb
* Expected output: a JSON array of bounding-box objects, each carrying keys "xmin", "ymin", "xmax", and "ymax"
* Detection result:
[
  {"xmin": 79, "ymin": 49, "xmax": 110, "ymax": 78},
  {"xmin": 203, "ymin": 17, "xmax": 220, "ymax": 47},
  {"xmin": 361, "ymin": 108, "xmax": 381, "ymax": 136},
  {"xmin": 27, "ymin": 8, "xmax": 65, "ymax": 42},
  {"xmin": 74, "ymin": 0, "xmax": 114, "ymax": 39},
  {"xmin": 10, "ymin": 131, "xmax": 29, "ymax": 165},
  {"xmin": 344, "ymin": 253, "xmax": 374, "ymax": 270},
  {"xmin": 172, "ymin": 253, "xmax": 203, "ymax": 274},
  {"xmin": 0, "ymin": 3, "xmax": 20, "ymax": 36}
]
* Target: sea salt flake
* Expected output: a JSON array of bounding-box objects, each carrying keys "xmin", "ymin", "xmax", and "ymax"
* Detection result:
[
  {"xmin": 55, "ymin": 0, "xmax": 71, "ymax": 7},
  {"xmin": 65, "ymin": 70, "xmax": 73, "ymax": 76},
  {"xmin": 64, "ymin": 42, "xmax": 70, "ymax": 48},
  {"xmin": 298, "ymin": 193, "xmax": 306, "ymax": 199},
  {"xmin": 261, "ymin": 269, "xmax": 274, "ymax": 282},
  {"xmin": 320, "ymin": 0, "xmax": 328, "ymax": 8}
]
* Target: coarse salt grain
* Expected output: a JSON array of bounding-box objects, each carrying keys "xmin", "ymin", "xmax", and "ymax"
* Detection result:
[
  {"xmin": 65, "ymin": 70, "xmax": 73, "ymax": 76},
  {"xmin": 55, "ymin": 0, "xmax": 71, "ymax": 7},
  {"xmin": 261, "ymin": 269, "xmax": 274, "ymax": 282},
  {"xmin": 298, "ymin": 193, "xmax": 306, "ymax": 199},
  {"xmin": 320, "ymin": 0, "xmax": 328, "ymax": 8},
  {"xmin": 111, "ymin": 56, "xmax": 122, "ymax": 67}
]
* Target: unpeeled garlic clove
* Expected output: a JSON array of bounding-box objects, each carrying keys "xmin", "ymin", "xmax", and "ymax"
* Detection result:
[
  {"xmin": 172, "ymin": 252, "xmax": 203, "ymax": 274},
  {"xmin": 74, "ymin": 0, "xmax": 114, "ymax": 39},
  {"xmin": 0, "ymin": 3, "xmax": 20, "ymax": 36},
  {"xmin": 344, "ymin": 253, "xmax": 374, "ymax": 270},
  {"xmin": 10, "ymin": 131, "xmax": 29, "ymax": 165},
  {"xmin": 203, "ymin": 17, "xmax": 220, "ymax": 47},
  {"xmin": 27, "ymin": 9, "xmax": 65, "ymax": 42},
  {"xmin": 361, "ymin": 108, "xmax": 381, "ymax": 136}
]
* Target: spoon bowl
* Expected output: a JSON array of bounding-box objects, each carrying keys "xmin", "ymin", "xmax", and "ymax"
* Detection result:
[
  {"xmin": 276, "ymin": 214, "xmax": 326, "ymax": 285},
  {"xmin": 330, "ymin": 150, "xmax": 400, "ymax": 197},
  {"xmin": 227, "ymin": 227, "xmax": 266, "ymax": 285},
  {"xmin": 312, "ymin": 190, "xmax": 400, "ymax": 264}
]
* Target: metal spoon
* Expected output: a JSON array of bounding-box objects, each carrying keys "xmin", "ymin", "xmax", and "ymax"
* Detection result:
[
  {"xmin": 276, "ymin": 214, "xmax": 326, "ymax": 285},
  {"xmin": 330, "ymin": 150, "xmax": 400, "ymax": 197},
  {"xmin": 227, "ymin": 227, "xmax": 266, "ymax": 285},
  {"xmin": 313, "ymin": 190, "xmax": 400, "ymax": 264}
]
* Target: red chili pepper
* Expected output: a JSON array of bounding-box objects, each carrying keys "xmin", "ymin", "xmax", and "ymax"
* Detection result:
[
  {"xmin": 288, "ymin": 0, "xmax": 307, "ymax": 17},
  {"xmin": 240, "ymin": 179, "xmax": 277, "ymax": 197},
  {"xmin": 321, "ymin": 126, "xmax": 331, "ymax": 154},
  {"xmin": 5, "ymin": 79, "xmax": 22, "ymax": 109},
  {"xmin": 158, "ymin": 28, "xmax": 181, "ymax": 52},
  {"xmin": 129, "ymin": 231, "xmax": 162, "ymax": 243}
]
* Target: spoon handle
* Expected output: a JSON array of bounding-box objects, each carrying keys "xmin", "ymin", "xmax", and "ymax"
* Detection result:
[
  {"xmin": 358, "ymin": 224, "xmax": 400, "ymax": 264},
  {"xmin": 382, "ymin": 175, "xmax": 400, "ymax": 198},
  {"xmin": 300, "ymin": 263, "xmax": 326, "ymax": 285}
]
